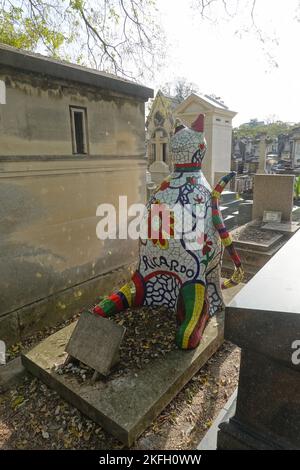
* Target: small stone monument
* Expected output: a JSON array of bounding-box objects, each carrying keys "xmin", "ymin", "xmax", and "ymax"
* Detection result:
[
  {"xmin": 65, "ymin": 311, "xmax": 125, "ymax": 378},
  {"xmin": 222, "ymin": 173, "xmax": 299, "ymax": 277}
]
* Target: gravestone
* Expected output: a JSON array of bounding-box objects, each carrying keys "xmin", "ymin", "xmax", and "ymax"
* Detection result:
[
  {"xmin": 22, "ymin": 312, "xmax": 225, "ymax": 446},
  {"xmin": 218, "ymin": 229, "xmax": 300, "ymax": 449},
  {"xmin": 222, "ymin": 174, "xmax": 298, "ymax": 277},
  {"xmin": 66, "ymin": 311, "xmax": 125, "ymax": 377},
  {"xmin": 253, "ymin": 174, "xmax": 294, "ymax": 222}
]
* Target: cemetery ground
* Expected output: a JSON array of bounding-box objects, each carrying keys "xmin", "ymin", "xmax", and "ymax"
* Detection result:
[{"xmin": 0, "ymin": 300, "xmax": 240, "ymax": 450}]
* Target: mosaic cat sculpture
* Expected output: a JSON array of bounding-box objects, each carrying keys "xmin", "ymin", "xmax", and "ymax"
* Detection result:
[{"xmin": 93, "ymin": 114, "xmax": 244, "ymax": 350}]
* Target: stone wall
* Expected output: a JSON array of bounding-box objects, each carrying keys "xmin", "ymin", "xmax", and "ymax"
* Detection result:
[
  {"xmin": 0, "ymin": 69, "xmax": 146, "ymax": 157},
  {"xmin": 0, "ymin": 67, "xmax": 149, "ymax": 345}
]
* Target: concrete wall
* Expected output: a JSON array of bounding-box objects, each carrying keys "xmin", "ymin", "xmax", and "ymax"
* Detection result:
[{"xmin": 0, "ymin": 67, "xmax": 148, "ymax": 345}]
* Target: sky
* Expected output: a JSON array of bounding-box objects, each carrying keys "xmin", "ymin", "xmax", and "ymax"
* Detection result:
[{"xmin": 149, "ymin": 0, "xmax": 300, "ymax": 127}]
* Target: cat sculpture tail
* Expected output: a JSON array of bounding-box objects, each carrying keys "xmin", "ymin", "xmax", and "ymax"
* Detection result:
[{"xmin": 212, "ymin": 172, "xmax": 244, "ymax": 289}]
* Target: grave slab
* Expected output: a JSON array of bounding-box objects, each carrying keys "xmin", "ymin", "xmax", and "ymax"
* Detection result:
[
  {"xmin": 22, "ymin": 314, "xmax": 224, "ymax": 446},
  {"xmin": 22, "ymin": 283, "xmax": 245, "ymax": 446},
  {"xmin": 66, "ymin": 311, "xmax": 125, "ymax": 376},
  {"xmin": 261, "ymin": 221, "xmax": 300, "ymax": 234},
  {"xmin": 218, "ymin": 230, "xmax": 300, "ymax": 449}
]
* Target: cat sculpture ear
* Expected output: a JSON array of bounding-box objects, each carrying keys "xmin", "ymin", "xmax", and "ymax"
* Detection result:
[
  {"xmin": 191, "ymin": 114, "xmax": 205, "ymax": 132},
  {"xmin": 174, "ymin": 118, "xmax": 186, "ymax": 134}
]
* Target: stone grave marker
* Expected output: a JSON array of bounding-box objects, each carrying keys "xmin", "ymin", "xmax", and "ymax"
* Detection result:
[
  {"xmin": 65, "ymin": 311, "xmax": 125, "ymax": 377},
  {"xmin": 253, "ymin": 174, "xmax": 294, "ymax": 222}
]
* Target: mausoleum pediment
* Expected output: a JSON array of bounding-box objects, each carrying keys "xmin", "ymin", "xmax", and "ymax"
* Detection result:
[{"xmin": 175, "ymin": 93, "xmax": 236, "ymax": 118}]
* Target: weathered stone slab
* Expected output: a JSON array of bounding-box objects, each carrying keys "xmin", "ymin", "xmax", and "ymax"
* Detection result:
[
  {"xmin": 261, "ymin": 221, "xmax": 300, "ymax": 234},
  {"xmin": 66, "ymin": 311, "xmax": 125, "ymax": 376},
  {"xmin": 22, "ymin": 283, "xmax": 245, "ymax": 446},
  {"xmin": 22, "ymin": 314, "xmax": 224, "ymax": 446},
  {"xmin": 233, "ymin": 232, "xmax": 283, "ymax": 252}
]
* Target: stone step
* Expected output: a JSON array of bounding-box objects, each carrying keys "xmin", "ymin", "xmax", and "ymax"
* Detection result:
[
  {"xmin": 224, "ymin": 214, "xmax": 237, "ymax": 231},
  {"xmin": 221, "ymin": 191, "xmax": 237, "ymax": 204},
  {"xmin": 224, "ymin": 199, "xmax": 243, "ymax": 215}
]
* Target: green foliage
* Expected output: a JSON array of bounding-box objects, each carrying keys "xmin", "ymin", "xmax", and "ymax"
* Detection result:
[
  {"xmin": 294, "ymin": 176, "xmax": 300, "ymax": 199},
  {"xmin": 0, "ymin": 4, "xmax": 64, "ymax": 54},
  {"xmin": 0, "ymin": 0, "xmax": 162, "ymax": 78},
  {"xmin": 234, "ymin": 121, "xmax": 300, "ymax": 139}
]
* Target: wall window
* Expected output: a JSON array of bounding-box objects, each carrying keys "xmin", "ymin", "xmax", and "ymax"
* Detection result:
[
  {"xmin": 162, "ymin": 143, "xmax": 167, "ymax": 162},
  {"xmin": 70, "ymin": 106, "xmax": 88, "ymax": 154}
]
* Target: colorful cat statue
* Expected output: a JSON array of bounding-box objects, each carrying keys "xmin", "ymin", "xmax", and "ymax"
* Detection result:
[{"xmin": 93, "ymin": 113, "xmax": 244, "ymax": 350}]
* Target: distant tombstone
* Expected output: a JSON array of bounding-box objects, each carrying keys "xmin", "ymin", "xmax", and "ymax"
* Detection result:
[
  {"xmin": 291, "ymin": 127, "xmax": 300, "ymax": 168},
  {"xmin": 253, "ymin": 174, "xmax": 294, "ymax": 222},
  {"xmin": 149, "ymin": 129, "xmax": 170, "ymax": 184},
  {"xmin": 257, "ymin": 133, "xmax": 267, "ymax": 174},
  {"xmin": 65, "ymin": 311, "xmax": 125, "ymax": 377},
  {"xmin": 0, "ymin": 80, "xmax": 5, "ymax": 105}
]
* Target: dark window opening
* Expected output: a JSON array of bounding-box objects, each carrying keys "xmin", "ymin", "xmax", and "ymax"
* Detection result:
[
  {"xmin": 70, "ymin": 107, "xmax": 88, "ymax": 154},
  {"xmin": 162, "ymin": 143, "xmax": 167, "ymax": 162}
]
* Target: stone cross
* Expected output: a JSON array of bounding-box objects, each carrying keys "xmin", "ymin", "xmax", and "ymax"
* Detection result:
[{"xmin": 258, "ymin": 133, "xmax": 267, "ymax": 174}]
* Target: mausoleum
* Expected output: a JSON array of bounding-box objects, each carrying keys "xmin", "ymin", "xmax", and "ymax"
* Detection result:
[
  {"xmin": 0, "ymin": 44, "xmax": 153, "ymax": 345},
  {"xmin": 146, "ymin": 91, "xmax": 236, "ymax": 186}
]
